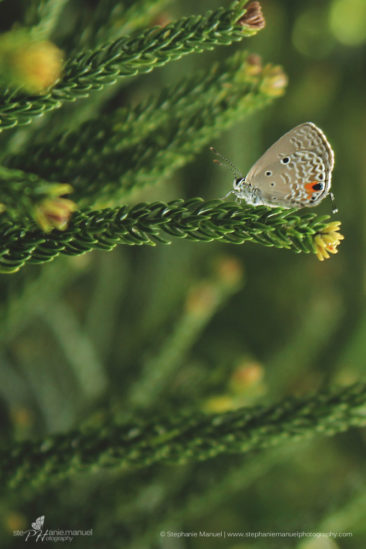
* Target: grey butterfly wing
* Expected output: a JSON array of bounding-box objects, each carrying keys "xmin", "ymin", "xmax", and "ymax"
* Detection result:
[
  {"xmin": 245, "ymin": 122, "xmax": 334, "ymax": 208},
  {"xmin": 246, "ymin": 150, "xmax": 329, "ymax": 208}
]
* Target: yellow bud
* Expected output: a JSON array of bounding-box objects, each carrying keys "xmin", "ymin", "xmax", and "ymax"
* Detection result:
[
  {"xmin": 185, "ymin": 283, "xmax": 218, "ymax": 316},
  {"xmin": 229, "ymin": 361, "xmax": 264, "ymax": 393},
  {"xmin": 34, "ymin": 197, "xmax": 77, "ymax": 232},
  {"xmin": 0, "ymin": 31, "xmax": 63, "ymax": 93},
  {"xmin": 260, "ymin": 65, "xmax": 288, "ymax": 97},
  {"xmin": 245, "ymin": 53, "xmax": 263, "ymax": 76},
  {"xmin": 4, "ymin": 512, "xmax": 26, "ymax": 532},
  {"xmin": 203, "ymin": 395, "xmax": 235, "ymax": 413},
  {"xmin": 215, "ymin": 256, "xmax": 244, "ymax": 286},
  {"xmin": 314, "ymin": 222, "xmax": 344, "ymax": 261}
]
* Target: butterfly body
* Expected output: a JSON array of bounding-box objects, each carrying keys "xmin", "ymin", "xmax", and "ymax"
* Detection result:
[{"xmin": 227, "ymin": 122, "xmax": 334, "ymax": 209}]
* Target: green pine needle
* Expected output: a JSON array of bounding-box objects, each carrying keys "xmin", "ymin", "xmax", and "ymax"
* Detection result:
[
  {"xmin": 0, "ymin": 198, "xmax": 334, "ymax": 273},
  {"xmin": 0, "ymin": 0, "xmax": 257, "ymax": 132},
  {"xmin": 1, "ymin": 383, "xmax": 365, "ymax": 488}
]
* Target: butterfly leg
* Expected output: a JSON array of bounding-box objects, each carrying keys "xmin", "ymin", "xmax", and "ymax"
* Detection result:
[{"xmin": 221, "ymin": 190, "xmax": 234, "ymax": 200}]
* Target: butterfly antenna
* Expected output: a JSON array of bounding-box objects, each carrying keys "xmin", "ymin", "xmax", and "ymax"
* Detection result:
[
  {"xmin": 209, "ymin": 146, "xmax": 243, "ymax": 179},
  {"xmin": 330, "ymin": 192, "xmax": 338, "ymax": 214}
]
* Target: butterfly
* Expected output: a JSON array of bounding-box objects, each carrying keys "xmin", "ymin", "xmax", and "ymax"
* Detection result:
[{"xmin": 212, "ymin": 122, "xmax": 336, "ymax": 210}]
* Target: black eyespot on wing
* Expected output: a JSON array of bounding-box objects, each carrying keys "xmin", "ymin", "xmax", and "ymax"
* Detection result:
[
  {"xmin": 265, "ymin": 170, "xmax": 272, "ymax": 176},
  {"xmin": 281, "ymin": 157, "xmax": 290, "ymax": 164},
  {"xmin": 312, "ymin": 182, "xmax": 323, "ymax": 191}
]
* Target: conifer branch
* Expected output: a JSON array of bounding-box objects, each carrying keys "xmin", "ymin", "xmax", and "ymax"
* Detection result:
[
  {"xmin": 0, "ymin": 0, "xmax": 260, "ymax": 132},
  {"xmin": 13, "ymin": 52, "xmax": 254, "ymax": 170},
  {"xmin": 0, "ymin": 164, "xmax": 74, "ymax": 227},
  {"xmin": 0, "ymin": 199, "xmax": 340, "ymax": 273},
  {"xmin": 1, "ymin": 383, "xmax": 365, "ymax": 488},
  {"xmin": 7, "ymin": 55, "xmax": 285, "ymax": 207}
]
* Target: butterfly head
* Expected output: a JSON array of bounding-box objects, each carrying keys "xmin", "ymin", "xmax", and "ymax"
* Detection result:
[{"xmin": 232, "ymin": 177, "xmax": 265, "ymax": 205}]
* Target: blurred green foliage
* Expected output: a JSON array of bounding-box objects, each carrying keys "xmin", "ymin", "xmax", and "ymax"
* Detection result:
[{"xmin": 0, "ymin": 0, "xmax": 365, "ymax": 548}]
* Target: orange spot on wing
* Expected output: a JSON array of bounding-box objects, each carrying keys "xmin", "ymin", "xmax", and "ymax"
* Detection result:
[{"xmin": 305, "ymin": 181, "xmax": 318, "ymax": 200}]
